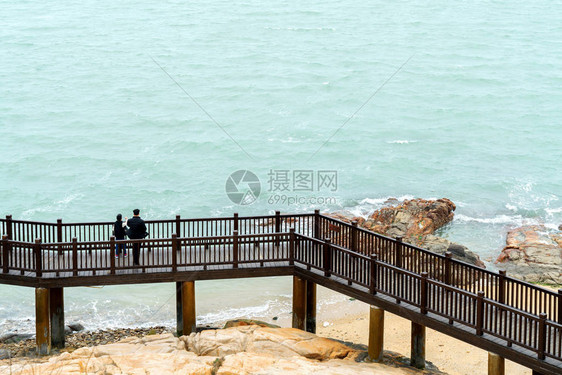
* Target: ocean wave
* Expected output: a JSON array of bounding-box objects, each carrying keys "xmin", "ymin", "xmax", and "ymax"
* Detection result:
[
  {"xmin": 507, "ymin": 180, "xmax": 559, "ymax": 212},
  {"xmin": 546, "ymin": 207, "xmax": 562, "ymax": 215},
  {"xmin": 264, "ymin": 27, "xmax": 335, "ymax": 31},
  {"xmin": 386, "ymin": 140, "xmax": 418, "ymax": 144},
  {"xmin": 197, "ymin": 303, "xmax": 277, "ymax": 325},
  {"xmin": 21, "ymin": 193, "xmax": 85, "ymax": 220},
  {"xmin": 454, "ymin": 214, "xmax": 528, "ymax": 226}
]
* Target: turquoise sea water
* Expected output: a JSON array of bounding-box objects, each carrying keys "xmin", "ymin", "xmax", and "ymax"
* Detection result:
[{"xmin": 1, "ymin": 1, "xmax": 561, "ymax": 333}]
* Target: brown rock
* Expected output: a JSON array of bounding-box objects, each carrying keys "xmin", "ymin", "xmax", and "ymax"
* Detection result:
[
  {"xmin": 183, "ymin": 326, "xmax": 356, "ymax": 361},
  {"xmin": 496, "ymin": 225, "xmax": 562, "ymax": 284},
  {"xmin": 328, "ymin": 198, "xmax": 484, "ymax": 268}
]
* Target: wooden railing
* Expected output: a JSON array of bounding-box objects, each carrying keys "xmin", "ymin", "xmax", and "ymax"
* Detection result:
[
  {"xmin": 1, "ymin": 213, "xmax": 560, "ymax": 322},
  {"xmin": 1, "ymin": 213, "xmax": 562, "ymax": 368},
  {"xmin": 1, "ymin": 212, "xmax": 560, "ymax": 322},
  {"xmin": 294, "ymin": 234, "xmax": 562, "ymax": 362},
  {"xmin": 317, "ymin": 214, "xmax": 562, "ymax": 323}
]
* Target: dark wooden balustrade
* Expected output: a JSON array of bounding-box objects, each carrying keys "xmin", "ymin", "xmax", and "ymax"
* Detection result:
[{"xmin": 1, "ymin": 212, "xmax": 561, "ymax": 373}]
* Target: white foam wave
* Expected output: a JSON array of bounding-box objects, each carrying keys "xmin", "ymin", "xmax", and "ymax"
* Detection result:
[
  {"xmin": 505, "ymin": 204, "xmax": 517, "ymax": 212},
  {"xmin": 454, "ymin": 214, "xmax": 527, "ymax": 225},
  {"xmin": 21, "ymin": 193, "xmax": 84, "ymax": 219},
  {"xmin": 508, "ymin": 180, "xmax": 559, "ymax": 211},
  {"xmin": 197, "ymin": 303, "xmax": 275, "ymax": 325},
  {"xmin": 343, "ymin": 195, "xmax": 416, "ymax": 218},
  {"xmin": 546, "ymin": 207, "xmax": 562, "ymax": 215},
  {"xmin": 387, "ymin": 140, "xmax": 417, "ymax": 144},
  {"xmin": 359, "ymin": 195, "xmax": 415, "ymax": 206},
  {"xmin": 265, "ymin": 27, "xmax": 335, "ymax": 31}
]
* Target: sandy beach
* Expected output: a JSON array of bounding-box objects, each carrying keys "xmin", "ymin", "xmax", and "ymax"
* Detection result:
[{"xmin": 313, "ymin": 286, "xmax": 531, "ymax": 375}]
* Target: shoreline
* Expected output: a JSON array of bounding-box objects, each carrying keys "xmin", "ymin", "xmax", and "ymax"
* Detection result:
[{"xmin": 1, "ymin": 286, "xmax": 539, "ymax": 374}]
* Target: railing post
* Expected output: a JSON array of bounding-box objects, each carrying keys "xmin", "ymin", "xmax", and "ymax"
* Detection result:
[
  {"xmin": 72, "ymin": 238, "xmax": 78, "ymax": 276},
  {"xmin": 172, "ymin": 234, "xmax": 178, "ymax": 272},
  {"xmin": 350, "ymin": 220, "xmax": 358, "ymax": 252},
  {"xmin": 498, "ymin": 270, "xmax": 506, "ymax": 304},
  {"xmin": 2, "ymin": 235, "xmax": 9, "ymax": 273},
  {"xmin": 370, "ymin": 254, "xmax": 378, "ymax": 295},
  {"xmin": 313, "ymin": 209, "xmax": 320, "ymax": 239},
  {"xmin": 35, "ymin": 238, "xmax": 42, "ymax": 277},
  {"xmin": 233, "ymin": 213, "xmax": 239, "ymax": 232},
  {"xmin": 275, "ymin": 211, "xmax": 281, "ymax": 247},
  {"xmin": 274, "ymin": 210, "xmax": 281, "ymax": 233},
  {"xmin": 323, "ymin": 238, "xmax": 331, "ymax": 277},
  {"xmin": 395, "ymin": 236, "xmax": 403, "ymax": 268},
  {"xmin": 57, "ymin": 219, "xmax": 63, "ymax": 255},
  {"xmin": 175, "ymin": 215, "xmax": 181, "ymax": 238},
  {"xmin": 538, "ymin": 313, "xmax": 547, "ymax": 360},
  {"xmin": 420, "ymin": 272, "xmax": 428, "ymax": 314},
  {"xmin": 110, "ymin": 236, "xmax": 116, "ymax": 274},
  {"xmin": 476, "ymin": 291, "xmax": 485, "ymax": 336},
  {"xmin": 233, "ymin": 230, "xmax": 239, "ymax": 268},
  {"xmin": 444, "ymin": 251, "xmax": 452, "ymax": 284},
  {"xmin": 558, "ymin": 289, "xmax": 562, "ymax": 324},
  {"xmin": 6, "ymin": 215, "xmax": 13, "ymax": 240},
  {"xmin": 289, "ymin": 228, "xmax": 295, "ymax": 266}
]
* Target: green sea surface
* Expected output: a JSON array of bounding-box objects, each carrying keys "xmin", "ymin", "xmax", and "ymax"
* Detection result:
[{"xmin": 0, "ymin": 0, "xmax": 560, "ymax": 332}]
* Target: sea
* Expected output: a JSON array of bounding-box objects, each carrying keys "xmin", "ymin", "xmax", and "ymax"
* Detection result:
[{"xmin": 1, "ymin": 0, "xmax": 561, "ymax": 334}]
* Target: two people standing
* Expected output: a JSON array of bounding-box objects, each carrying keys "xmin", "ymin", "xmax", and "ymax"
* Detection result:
[{"xmin": 113, "ymin": 209, "xmax": 147, "ymax": 266}]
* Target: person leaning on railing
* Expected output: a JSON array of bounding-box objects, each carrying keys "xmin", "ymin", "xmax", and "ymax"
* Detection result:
[
  {"xmin": 125, "ymin": 209, "xmax": 148, "ymax": 266},
  {"xmin": 113, "ymin": 214, "xmax": 128, "ymax": 258}
]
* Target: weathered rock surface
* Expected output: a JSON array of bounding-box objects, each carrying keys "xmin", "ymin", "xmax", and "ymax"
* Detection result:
[
  {"xmin": 183, "ymin": 326, "xmax": 356, "ymax": 360},
  {"xmin": 0, "ymin": 330, "xmax": 437, "ymax": 374},
  {"xmin": 496, "ymin": 225, "xmax": 562, "ymax": 285},
  {"xmin": 365, "ymin": 198, "xmax": 456, "ymax": 239},
  {"xmin": 422, "ymin": 235, "xmax": 485, "ymax": 268},
  {"xmin": 329, "ymin": 198, "xmax": 484, "ymax": 268}
]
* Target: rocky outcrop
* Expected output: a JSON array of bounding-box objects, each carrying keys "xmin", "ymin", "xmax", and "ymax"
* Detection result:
[
  {"xmin": 183, "ymin": 325, "xmax": 357, "ymax": 361},
  {"xmin": 0, "ymin": 330, "xmax": 435, "ymax": 375},
  {"xmin": 496, "ymin": 225, "xmax": 562, "ymax": 285},
  {"xmin": 365, "ymin": 198, "xmax": 456, "ymax": 238},
  {"xmin": 329, "ymin": 198, "xmax": 484, "ymax": 268},
  {"xmin": 422, "ymin": 235, "xmax": 485, "ymax": 268}
]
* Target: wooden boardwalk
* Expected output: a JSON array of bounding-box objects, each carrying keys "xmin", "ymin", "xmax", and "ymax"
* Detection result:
[{"xmin": 1, "ymin": 212, "xmax": 561, "ymax": 374}]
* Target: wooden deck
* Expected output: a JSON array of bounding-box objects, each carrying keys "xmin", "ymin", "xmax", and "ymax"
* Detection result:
[{"xmin": 1, "ymin": 213, "xmax": 561, "ymax": 374}]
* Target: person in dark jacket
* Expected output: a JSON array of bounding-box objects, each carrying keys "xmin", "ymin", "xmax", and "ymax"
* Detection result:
[
  {"xmin": 113, "ymin": 213, "xmax": 127, "ymax": 257},
  {"xmin": 126, "ymin": 208, "xmax": 147, "ymax": 266}
]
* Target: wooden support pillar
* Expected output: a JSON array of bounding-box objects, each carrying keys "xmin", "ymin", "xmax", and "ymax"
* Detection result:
[
  {"xmin": 49, "ymin": 287, "xmax": 64, "ymax": 349},
  {"xmin": 305, "ymin": 280, "xmax": 316, "ymax": 334},
  {"xmin": 35, "ymin": 287, "xmax": 50, "ymax": 355},
  {"xmin": 368, "ymin": 305, "xmax": 384, "ymax": 362},
  {"xmin": 410, "ymin": 322, "xmax": 426, "ymax": 369},
  {"xmin": 181, "ymin": 281, "xmax": 196, "ymax": 335},
  {"xmin": 292, "ymin": 275, "xmax": 306, "ymax": 330},
  {"xmin": 488, "ymin": 352, "xmax": 505, "ymax": 375},
  {"xmin": 176, "ymin": 282, "xmax": 183, "ymax": 336}
]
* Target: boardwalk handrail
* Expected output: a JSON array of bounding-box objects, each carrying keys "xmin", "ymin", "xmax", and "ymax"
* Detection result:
[
  {"xmin": 1, "ymin": 219, "xmax": 562, "ymax": 370},
  {"xmin": 1, "ymin": 212, "xmax": 560, "ymax": 323},
  {"xmin": 317, "ymin": 214, "xmax": 562, "ymax": 323},
  {"xmin": 293, "ymin": 234, "xmax": 562, "ymax": 363}
]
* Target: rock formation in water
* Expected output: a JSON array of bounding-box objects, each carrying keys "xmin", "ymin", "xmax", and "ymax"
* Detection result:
[
  {"xmin": 496, "ymin": 225, "xmax": 562, "ymax": 285},
  {"xmin": 330, "ymin": 198, "xmax": 485, "ymax": 268}
]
